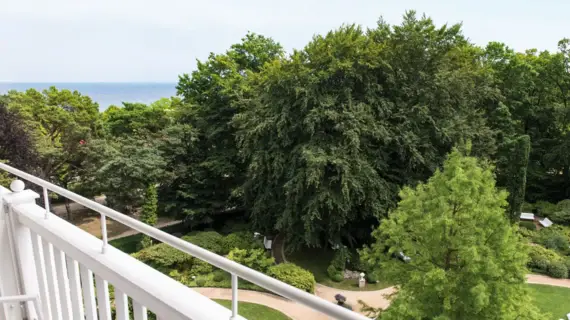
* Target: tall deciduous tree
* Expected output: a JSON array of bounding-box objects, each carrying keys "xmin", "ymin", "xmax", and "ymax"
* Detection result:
[
  {"xmin": 164, "ymin": 32, "xmax": 283, "ymax": 218},
  {"xmin": 0, "ymin": 98, "xmax": 38, "ymax": 172},
  {"xmin": 360, "ymin": 150, "xmax": 544, "ymax": 320},
  {"xmin": 237, "ymin": 13, "xmax": 496, "ymax": 247}
]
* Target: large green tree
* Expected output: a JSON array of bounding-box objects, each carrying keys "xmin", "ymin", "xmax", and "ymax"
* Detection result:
[
  {"xmin": 237, "ymin": 13, "xmax": 496, "ymax": 247},
  {"xmin": 162, "ymin": 32, "xmax": 284, "ymax": 218},
  {"xmin": 361, "ymin": 150, "xmax": 544, "ymax": 320},
  {"xmin": 6, "ymin": 87, "xmax": 100, "ymax": 218}
]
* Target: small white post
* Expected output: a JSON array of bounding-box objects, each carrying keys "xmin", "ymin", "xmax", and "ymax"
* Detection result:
[
  {"xmin": 230, "ymin": 273, "xmax": 238, "ymax": 319},
  {"xmin": 100, "ymin": 214, "xmax": 108, "ymax": 254},
  {"xmin": 42, "ymin": 188, "xmax": 49, "ymax": 220}
]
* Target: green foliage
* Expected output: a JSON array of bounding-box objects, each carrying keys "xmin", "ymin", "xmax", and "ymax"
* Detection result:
[
  {"xmin": 76, "ymin": 137, "xmax": 165, "ymax": 213},
  {"xmin": 195, "ymin": 277, "xmax": 206, "ymax": 287},
  {"xmin": 496, "ymin": 135, "xmax": 530, "ymax": 221},
  {"xmin": 326, "ymin": 265, "xmax": 338, "ymax": 279},
  {"xmin": 0, "ymin": 103, "xmax": 38, "ymax": 172},
  {"xmin": 222, "ymin": 231, "xmax": 259, "ymax": 253},
  {"xmin": 330, "ymin": 247, "xmax": 351, "ymax": 271},
  {"xmin": 360, "ymin": 150, "xmax": 545, "ymax": 319},
  {"xmin": 543, "ymin": 233, "xmax": 569, "ymax": 251},
  {"xmin": 547, "ymin": 261, "xmax": 569, "ymax": 279},
  {"xmin": 365, "ymin": 272, "xmax": 378, "ymax": 284},
  {"xmin": 138, "ymin": 185, "xmax": 158, "ymax": 250},
  {"xmin": 237, "ymin": 13, "xmax": 497, "ymax": 247},
  {"xmin": 101, "ymin": 99, "xmax": 177, "ymax": 137},
  {"xmin": 267, "ymin": 263, "xmax": 316, "ymax": 293},
  {"xmin": 182, "ymin": 231, "xmax": 225, "ymax": 254},
  {"xmin": 227, "ymin": 248, "xmax": 274, "ymax": 273},
  {"xmin": 190, "ymin": 259, "xmax": 213, "ymax": 275},
  {"xmin": 330, "ymin": 272, "xmax": 344, "ymax": 283},
  {"xmin": 213, "ymin": 270, "xmax": 227, "ymax": 282},
  {"xmin": 165, "ymin": 32, "xmax": 284, "ymax": 219},
  {"xmin": 519, "ymin": 221, "xmax": 537, "ymax": 230},
  {"xmin": 132, "ymin": 243, "xmax": 193, "ymax": 271}
]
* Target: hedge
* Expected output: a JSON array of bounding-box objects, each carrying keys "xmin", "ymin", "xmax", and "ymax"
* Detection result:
[
  {"xmin": 222, "ymin": 231, "xmax": 260, "ymax": 253},
  {"xmin": 547, "ymin": 261, "xmax": 568, "ymax": 279},
  {"xmin": 132, "ymin": 243, "xmax": 193, "ymax": 271},
  {"xmin": 182, "ymin": 231, "xmax": 225, "ymax": 255},
  {"xmin": 267, "ymin": 263, "xmax": 316, "ymax": 293}
]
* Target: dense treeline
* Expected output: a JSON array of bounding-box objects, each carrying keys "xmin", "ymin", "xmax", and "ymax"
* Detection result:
[{"xmin": 2, "ymin": 12, "xmax": 570, "ymax": 248}]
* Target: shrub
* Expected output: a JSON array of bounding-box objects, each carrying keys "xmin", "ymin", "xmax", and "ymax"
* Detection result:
[
  {"xmin": 330, "ymin": 247, "xmax": 351, "ymax": 271},
  {"xmin": 543, "ymin": 233, "xmax": 569, "ymax": 251},
  {"xmin": 222, "ymin": 232, "xmax": 258, "ymax": 254},
  {"xmin": 547, "ymin": 261, "xmax": 568, "ymax": 279},
  {"xmin": 195, "ymin": 277, "xmax": 206, "ymax": 287},
  {"xmin": 267, "ymin": 263, "xmax": 316, "ymax": 293},
  {"xmin": 213, "ymin": 270, "xmax": 226, "ymax": 282},
  {"xmin": 519, "ymin": 221, "xmax": 536, "ymax": 231},
  {"xmin": 534, "ymin": 201, "xmax": 558, "ymax": 216},
  {"xmin": 327, "ymin": 265, "xmax": 338, "ymax": 279},
  {"xmin": 132, "ymin": 243, "xmax": 193, "ymax": 271},
  {"xmin": 347, "ymin": 255, "xmax": 367, "ymax": 271},
  {"xmin": 182, "ymin": 231, "xmax": 225, "ymax": 254},
  {"xmin": 530, "ymin": 257, "xmax": 549, "ymax": 272},
  {"xmin": 330, "ymin": 272, "xmax": 344, "ymax": 282},
  {"xmin": 365, "ymin": 272, "xmax": 378, "ymax": 283},
  {"xmin": 190, "ymin": 259, "xmax": 213, "ymax": 275},
  {"xmin": 528, "ymin": 245, "xmax": 562, "ymax": 265},
  {"xmin": 228, "ymin": 248, "xmax": 275, "ymax": 273}
]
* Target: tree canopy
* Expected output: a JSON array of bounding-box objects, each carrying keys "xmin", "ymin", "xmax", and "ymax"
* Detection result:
[{"xmin": 360, "ymin": 150, "xmax": 544, "ymax": 319}]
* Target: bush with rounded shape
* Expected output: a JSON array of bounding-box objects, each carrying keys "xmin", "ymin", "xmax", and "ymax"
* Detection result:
[
  {"xmin": 331, "ymin": 272, "xmax": 344, "ymax": 282},
  {"xmin": 530, "ymin": 257, "xmax": 549, "ymax": 272},
  {"xmin": 195, "ymin": 277, "xmax": 206, "ymax": 287},
  {"xmin": 528, "ymin": 245, "xmax": 562, "ymax": 266},
  {"xmin": 228, "ymin": 248, "xmax": 274, "ymax": 273},
  {"xmin": 267, "ymin": 263, "xmax": 315, "ymax": 293},
  {"xmin": 132, "ymin": 243, "xmax": 193, "ymax": 270},
  {"xmin": 365, "ymin": 272, "xmax": 378, "ymax": 283},
  {"xmin": 190, "ymin": 259, "xmax": 213, "ymax": 275},
  {"xmin": 182, "ymin": 231, "xmax": 225, "ymax": 254},
  {"xmin": 327, "ymin": 265, "xmax": 339, "ymax": 279},
  {"xmin": 330, "ymin": 247, "xmax": 351, "ymax": 271},
  {"xmin": 547, "ymin": 261, "xmax": 568, "ymax": 279},
  {"xmin": 543, "ymin": 233, "xmax": 569, "ymax": 251},
  {"xmin": 519, "ymin": 221, "xmax": 536, "ymax": 231},
  {"xmin": 213, "ymin": 270, "xmax": 226, "ymax": 282},
  {"xmin": 222, "ymin": 232, "xmax": 257, "ymax": 254}
]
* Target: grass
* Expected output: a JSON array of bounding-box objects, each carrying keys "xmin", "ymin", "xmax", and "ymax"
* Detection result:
[
  {"xmin": 287, "ymin": 247, "xmax": 393, "ymax": 291},
  {"xmin": 528, "ymin": 284, "xmax": 570, "ymax": 319},
  {"xmin": 214, "ymin": 299, "xmax": 291, "ymax": 320},
  {"xmin": 109, "ymin": 222, "xmax": 186, "ymax": 253}
]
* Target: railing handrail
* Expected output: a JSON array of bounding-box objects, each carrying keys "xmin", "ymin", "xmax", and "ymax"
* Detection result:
[{"xmin": 0, "ymin": 163, "xmax": 369, "ymax": 320}]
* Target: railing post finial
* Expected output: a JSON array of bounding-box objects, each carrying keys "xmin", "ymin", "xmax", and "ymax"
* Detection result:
[{"xmin": 10, "ymin": 180, "xmax": 25, "ymax": 193}]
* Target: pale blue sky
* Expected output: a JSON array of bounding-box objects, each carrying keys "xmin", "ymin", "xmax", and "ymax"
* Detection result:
[{"xmin": 1, "ymin": 0, "xmax": 568, "ymax": 82}]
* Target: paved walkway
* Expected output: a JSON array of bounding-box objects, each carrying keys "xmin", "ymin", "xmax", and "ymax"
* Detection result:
[
  {"xmin": 195, "ymin": 285, "xmax": 394, "ymax": 320},
  {"xmin": 196, "ymin": 275, "xmax": 570, "ymax": 319},
  {"xmin": 526, "ymin": 274, "xmax": 570, "ymax": 288}
]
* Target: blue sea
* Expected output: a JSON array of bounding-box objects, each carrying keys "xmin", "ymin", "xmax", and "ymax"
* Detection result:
[{"xmin": 0, "ymin": 82, "xmax": 178, "ymax": 111}]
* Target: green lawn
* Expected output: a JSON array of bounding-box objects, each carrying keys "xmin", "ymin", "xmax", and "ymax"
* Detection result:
[
  {"xmin": 287, "ymin": 247, "xmax": 392, "ymax": 291},
  {"xmin": 214, "ymin": 299, "xmax": 290, "ymax": 320},
  {"xmin": 528, "ymin": 284, "xmax": 570, "ymax": 319}
]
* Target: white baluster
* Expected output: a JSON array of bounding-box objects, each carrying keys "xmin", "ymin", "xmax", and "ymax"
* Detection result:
[
  {"xmin": 114, "ymin": 288, "xmax": 129, "ymax": 320},
  {"xmin": 53, "ymin": 248, "xmax": 72, "ymax": 319},
  {"xmin": 78, "ymin": 266, "xmax": 97, "ymax": 320},
  {"xmin": 30, "ymin": 231, "xmax": 52, "ymax": 320},
  {"xmin": 94, "ymin": 275, "xmax": 111, "ymax": 320},
  {"xmin": 133, "ymin": 301, "xmax": 148, "ymax": 320},
  {"xmin": 65, "ymin": 257, "xmax": 84, "ymax": 320},
  {"xmin": 41, "ymin": 241, "xmax": 62, "ymax": 320}
]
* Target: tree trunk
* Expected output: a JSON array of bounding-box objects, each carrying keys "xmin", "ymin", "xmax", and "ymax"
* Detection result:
[{"xmin": 65, "ymin": 198, "xmax": 72, "ymax": 221}]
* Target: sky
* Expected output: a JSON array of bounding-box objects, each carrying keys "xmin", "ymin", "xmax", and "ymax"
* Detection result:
[{"xmin": 1, "ymin": 0, "xmax": 569, "ymax": 83}]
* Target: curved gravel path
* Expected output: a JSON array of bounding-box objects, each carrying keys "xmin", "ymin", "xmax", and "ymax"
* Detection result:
[{"xmin": 526, "ymin": 274, "xmax": 570, "ymax": 288}]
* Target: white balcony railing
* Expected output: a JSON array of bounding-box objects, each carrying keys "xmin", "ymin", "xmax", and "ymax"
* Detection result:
[{"xmin": 0, "ymin": 163, "xmax": 369, "ymax": 320}]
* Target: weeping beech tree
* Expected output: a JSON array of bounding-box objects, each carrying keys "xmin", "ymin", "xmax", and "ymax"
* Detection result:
[{"xmin": 236, "ymin": 13, "xmax": 496, "ymax": 247}]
